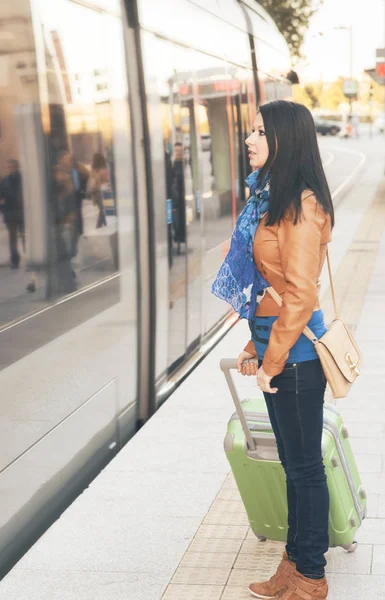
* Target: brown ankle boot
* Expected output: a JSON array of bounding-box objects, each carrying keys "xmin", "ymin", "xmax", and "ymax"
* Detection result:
[
  {"xmin": 249, "ymin": 552, "xmax": 296, "ymax": 599},
  {"xmin": 275, "ymin": 569, "xmax": 328, "ymax": 599}
]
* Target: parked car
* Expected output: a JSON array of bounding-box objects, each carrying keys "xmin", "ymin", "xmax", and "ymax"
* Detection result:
[
  {"xmin": 374, "ymin": 114, "xmax": 385, "ymax": 133},
  {"xmin": 314, "ymin": 118, "xmax": 341, "ymax": 136}
]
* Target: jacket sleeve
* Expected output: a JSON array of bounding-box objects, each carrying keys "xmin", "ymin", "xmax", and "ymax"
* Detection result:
[
  {"xmin": 243, "ymin": 339, "xmax": 257, "ymax": 356},
  {"xmin": 262, "ymin": 196, "xmax": 326, "ymax": 377}
]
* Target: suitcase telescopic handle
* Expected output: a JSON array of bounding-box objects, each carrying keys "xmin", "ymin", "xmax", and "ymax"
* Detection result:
[{"xmin": 220, "ymin": 358, "xmax": 260, "ymax": 451}]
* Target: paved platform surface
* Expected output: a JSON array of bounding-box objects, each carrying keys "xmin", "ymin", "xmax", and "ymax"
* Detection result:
[{"xmin": 1, "ymin": 138, "xmax": 385, "ymax": 599}]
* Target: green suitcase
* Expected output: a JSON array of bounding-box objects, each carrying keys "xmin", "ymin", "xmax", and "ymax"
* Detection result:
[{"xmin": 221, "ymin": 358, "xmax": 367, "ymax": 551}]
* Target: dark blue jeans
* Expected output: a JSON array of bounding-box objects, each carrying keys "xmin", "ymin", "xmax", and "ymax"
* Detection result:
[{"xmin": 259, "ymin": 358, "xmax": 330, "ymax": 579}]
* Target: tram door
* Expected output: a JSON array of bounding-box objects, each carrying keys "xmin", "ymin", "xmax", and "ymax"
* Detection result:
[
  {"xmin": 180, "ymin": 94, "xmax": 202, "ymax": 353},
  {"xmin": 162, "ymin": 73, "xmax": 201, "ymax": 370}
]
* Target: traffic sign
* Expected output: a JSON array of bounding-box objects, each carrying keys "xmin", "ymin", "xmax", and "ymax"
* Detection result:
[
  {"xmin": 343, "ymin": 79, "xmax": 358, "ymax": 97},
  {"xmin": 376, "ymin": 48, "xmax": 385, "ymax": 78}
]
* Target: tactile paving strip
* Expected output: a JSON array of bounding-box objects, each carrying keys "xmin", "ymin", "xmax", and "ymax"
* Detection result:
[
  {"xmin": 221, "ymin": 586, "xmax": 257, "ymax": 600},
  {"xmin": 170, "ymin": 567, "xmax": 231, "ymax": 586},
  {"xmin": 197, "ymin": 524, "xmax": 248, "ymax": 539},
  {"xmin": 234, "ymin": 548, "xmax": 282, "ymax": 571},
  {"xmin": 220, "ymin": 475, "xmax": 238, "ymax": 491},
  {"xmin": 216, "ymin": 488, "xmax": 242, "ymax": 502},
  {"xmin": 188, "ymin": 537, "xmax": 243, "ymax": 554},
  {"xmin": 180, "ymin": 552, "xmax": 237, "ymax": 570},
  {"xmin": 203, "ymin": 511, "xmax": 249, "ymax": 526},
  {"xmin": 203, "ymin": 503, "xmax": 249, "ymax": 526},
  {"xmin": 240, "ymin": 537, "xmax": 284, "ymax": 554},
  {"xmin": 210, "ymin": 500, "xmax": 247, "ymax": 514},
  {"xmin": 162, "ymin": 475, "xmax": 284, "ymax": 600},
  {"xmin": 227, "ymin": 567, "xmax": 273, "ymax": 587},
  {"xmin": 163, "ymin": 585, "xmax": 224, "ymax": 600}
]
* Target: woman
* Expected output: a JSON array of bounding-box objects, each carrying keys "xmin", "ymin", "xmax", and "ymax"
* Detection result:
[
  {"xmin": 87, "ymin": 152, "xmax": 109, "ymax": 228},
  {"xmin": 212, "ymin": 101, "xmax": 334, "ymax": 600}
]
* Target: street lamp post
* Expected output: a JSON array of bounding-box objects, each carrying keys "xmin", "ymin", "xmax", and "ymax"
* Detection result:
[{"xmin": 334, "ymin": 25, "xmax": 354, "ymax": 114}]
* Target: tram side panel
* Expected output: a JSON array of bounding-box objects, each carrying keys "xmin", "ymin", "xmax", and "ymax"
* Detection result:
[{"xmin": 0, "ymin": 0, "xmax": 138, "ymax": 575}]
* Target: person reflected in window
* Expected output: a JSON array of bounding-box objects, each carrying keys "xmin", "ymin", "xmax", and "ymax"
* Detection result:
[
  {"xmin": 53, "ymin": 151, "xmax": 77, "ymax": 293},
  {"xmin": 0, "ymin": 160, "xmax": 25, "ymax": 269},
  {"xmin": 171, "ymin": 143, "xmax": 186, "ymax": 254},
  {"xmin": 68, "ymin": 152, "xmax": 89, "ymax": 241},
  {"xmin": 165, "ymin": 150, "xmax": 174, "ymax": 268},
  {"xmin": 87, "ymin": 152, "xmax": 108, "ymax": 229}
]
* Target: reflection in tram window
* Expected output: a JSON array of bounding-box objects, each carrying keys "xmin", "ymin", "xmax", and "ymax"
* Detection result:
[
  {"xmin": 0, "ymin": 0, "xmax": 123, "ymax": 330},
  {"xmin": 171, "ymin": 142, "xmax": 186, "ymax": 254},
  {"xmin": 0, "ymin": 0, "xmax": 138, "ymax": 574}
]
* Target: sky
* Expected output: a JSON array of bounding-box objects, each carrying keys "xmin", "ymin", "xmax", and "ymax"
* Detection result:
[{"xmin": 297, "ymin": 0, "xmax": 385, "ymax": 82}]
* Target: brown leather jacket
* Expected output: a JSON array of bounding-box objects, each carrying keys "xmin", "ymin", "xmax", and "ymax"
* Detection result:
[{"xmin": 243, "ymin": 192, "xmax": 332, "ymax": 377}]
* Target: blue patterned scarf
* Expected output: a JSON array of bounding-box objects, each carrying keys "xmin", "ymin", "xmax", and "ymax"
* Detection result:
[{"xmin": 211, "ymin": 169, "xmax": 270, "ymax": 319}]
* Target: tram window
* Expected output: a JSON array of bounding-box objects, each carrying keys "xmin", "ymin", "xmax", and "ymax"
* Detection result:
[
  {"xmin": 0, "ymin": 0, "xmax": 134, "ymax": 368},
  {"xmin": 197, "ymin": 64, "xmax": 235, "ymax": 250}
]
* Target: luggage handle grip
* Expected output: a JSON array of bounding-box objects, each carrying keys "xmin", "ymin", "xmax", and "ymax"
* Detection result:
[{"xmin": 220, "ymin": 358, "xmax": 259, "ymax": 451}]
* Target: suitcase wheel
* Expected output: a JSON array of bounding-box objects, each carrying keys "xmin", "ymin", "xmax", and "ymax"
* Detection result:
[
  {"xmin": 342, "ymin": 541, "xmax": 358, "ymax": 553},
  {"xmin": 257, "ymin": 536, "xmax": 267, "ymax": 542}
]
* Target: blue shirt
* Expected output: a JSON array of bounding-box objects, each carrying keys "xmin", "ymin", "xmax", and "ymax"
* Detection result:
[
  {"xmin": 71, "ymin": 168, "xmax": 80, "ymax": 192},
  {"xmin": 249, "ymin": 309, "xmax": 327, "ymax": 364}
]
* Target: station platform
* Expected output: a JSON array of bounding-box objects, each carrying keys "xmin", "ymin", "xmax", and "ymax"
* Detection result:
[{"xmin": 1, "ymin": 142, "xmax": 385, "ymax": 599}]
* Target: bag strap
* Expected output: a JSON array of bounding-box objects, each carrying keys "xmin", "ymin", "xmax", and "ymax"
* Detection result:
[
  {"xmin": 326, "ymin": 248, "xmax": 339, "ymax": 319},
  {"xmin": 265, "ymin": 287, "xmax": 317, "ymax": 343},
  {"xmin": 265, "ymin": 244, "xmax": 339, "ymax": 344}
]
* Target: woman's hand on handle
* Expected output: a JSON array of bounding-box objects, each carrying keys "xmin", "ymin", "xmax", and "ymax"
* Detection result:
[
  {"xmin": 257, "ymin": 365, "xmax": 278, "ymax": 394},
  {"xmin": 236, "ymin": 350, "xmax": 258, "ymax": 376}
]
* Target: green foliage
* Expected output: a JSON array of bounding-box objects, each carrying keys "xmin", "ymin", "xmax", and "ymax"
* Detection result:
[
  {"xmin": 257, "ymin": 0, "xmax": 323, "ymax": 61},
  {"xmin": 293, "ymin": 83, "xmax": 323, "ymax": 109},
  {"xmin": 319, "ymin": 79, "xmax": 347, "ymax": 110},
  {"xmin": 294, "ymin": 79, "xmax": 348, "ymax": 111}
]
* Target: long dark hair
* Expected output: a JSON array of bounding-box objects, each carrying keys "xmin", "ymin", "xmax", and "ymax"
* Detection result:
[{"xmin": 258, "ymin": 101, "xmax": 334, "ymax": 228}]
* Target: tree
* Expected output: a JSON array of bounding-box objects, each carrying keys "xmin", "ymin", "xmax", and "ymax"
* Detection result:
[
  {"xmin": 318, "ymin": 79, "xmax": 347, "ymax": 111},
  {"xmin": 292, "ymin": 86, "xmax": 313, "ymax": 109},
  {"xmin": 293, "ymin": 83, "xmax": 323, "ymax": 109},
  {"xmin": 257, "ymin": 0, "xmax": 323, "ymax": 61}
]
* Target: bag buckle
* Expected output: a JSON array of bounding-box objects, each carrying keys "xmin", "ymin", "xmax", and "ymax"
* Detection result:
[{"xmin": 346, "ymin": 353, "xmax": 360, "ymax": 376}]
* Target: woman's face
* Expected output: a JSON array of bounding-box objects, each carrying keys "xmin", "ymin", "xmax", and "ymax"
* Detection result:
[{"xmin": 245, "ymin": 112, "xmax": 269, "ymax": 170}]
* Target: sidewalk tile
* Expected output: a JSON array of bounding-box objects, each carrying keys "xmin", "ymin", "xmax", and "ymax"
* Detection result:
[
  {"xmin": 350, "ymin": 437, "xmax": 385, "ymax": 455},
  {"xmin": 325, "ymin": 545, "xmax": 373, "ymax": 575},
  {"xmin": 372, "ymin": 546, "xmax": 385, "ymax": 575},
  {"xmin": 0, "ymin": 570, "xmax": 166, "ymax": 600},
  {"xmin": 362, "ymin": 474, "xmax": 385, "ymax": 496},
  {"xmin": 342, "ymin": 410, "xmax": 385, "ymax": 425},
  {"xmin": 356, "ymin": 454, "xmax": 382, "ymax": 474},
  {"xmin": 327, "ymin": 574, "xmax": 385, "ymax": 599},
  {"xmin": 356, "ymin": 518, "xmax": 385, "ymax": 544},
  {"xmin": 347, "ymin": 422, "xmax": 385, "ymax": 439},
  {"xmin": 367, "ymin": 494, "xmax": 380, "ymax": 518},
  {"xmin": 377, "ymin": 496, "xmax": 385, "ymax": 519}
]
